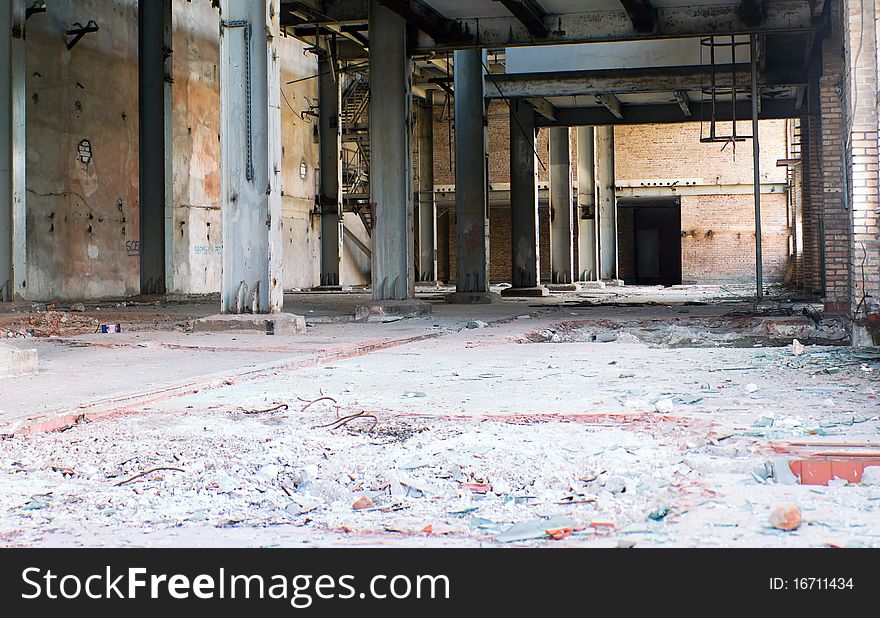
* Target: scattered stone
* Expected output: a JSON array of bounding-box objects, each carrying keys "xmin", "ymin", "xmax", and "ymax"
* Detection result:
[
  {"xmin": 769, "ymin": 505, "xmax": 802, "ymax": 531},
  {"xmin": 654, "ymin": 398, "xmax": 675, "ymax": 413},
  {"xmin": 746, "ymin": 383, "xmax": 759, "ymax": 393},
  {"xmin": 70, "ymin": 303, "xmax": 86, "ymax": 312},
  {"xmin": 595, "ymin": 332, "xmax": 618, "ymax": 343},
  {"xmin": 352, "ymin": 496, "xmax": 374, "ymax": 510},
  {"xmin": 792, "ymin": 339, "xmax": 805, "ymax": 356},
  {"xmin": 603, "ymin": 476, "xmax": 626, "ymax": 494},
  {"xmin": 466, "ymin": 320, "xmax": 488, "ymax": 329},
  {"xmin": 860, "ymin": 467, "xmax": 880, "ymax": 486}
]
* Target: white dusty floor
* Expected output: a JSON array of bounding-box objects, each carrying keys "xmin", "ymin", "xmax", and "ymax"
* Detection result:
[{"xmin": 1, "ymin": 285, "xmax": 879, "ymax": 547}]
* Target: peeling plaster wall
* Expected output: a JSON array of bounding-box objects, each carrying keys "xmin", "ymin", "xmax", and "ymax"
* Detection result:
[
  {"xmin": 278, "ymin": 36, "xmax": 321, "ymax": 290},
  {"xmin": 23, "ymin": 1, "xmax": 323, "ymax": 299},
  {"xmin": 170, "ymin": 0, "xmax": 222, "ymax": 294},
  {"xmin": 25, "ymin": 1, "xmax": 140, "ymax": 300},
  {"xmin": 172, "ymin": 6, "xmax": 322, "ymax": 294}
]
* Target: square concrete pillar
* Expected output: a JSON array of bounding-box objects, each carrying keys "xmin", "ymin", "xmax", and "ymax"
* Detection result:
[
  {"xmin": 549, "ymin": 126, "xmax": 574, "ymax": 287},
  {"xmin": 576, "ymin": 126, "xmax": 597, "ymax": 281},
  {"xmin": 318, "ymin": 48, "xmax": 343, "ymax": 288},
  {"xmin": 502, "ymin": 99, "xmax": 546, "ymax": 298},
  {"xmin": 596, "ymin": 125, "xmax": 618, "ymax": 281},
  {"xmin": 219, "ymin": 0, "xmax": 284, "ymax": 313},
  {"xmin": 447, "ymin": 49, "xmax": 499, "ymax": 304}
]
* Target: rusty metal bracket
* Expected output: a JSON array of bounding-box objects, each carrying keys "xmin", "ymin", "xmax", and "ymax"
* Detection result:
[{"xmin": 65, "ymin": 21, "xmax": 99, "ymax": 51}]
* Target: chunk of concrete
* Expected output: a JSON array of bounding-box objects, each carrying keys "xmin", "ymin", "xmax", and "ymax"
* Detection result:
[
  {"xmin": 500, "ymin": 286, "xmax": 549, "ymax": 298},
  {"xmin": 354, "ymin": 299, "xmax": 432, "ymax": 322},
  {"xmin": 445, "ymin": 291, "xmax": 501, "ymax": 304},
  {"xmin": 0, "ymin": 344, "xmax": 38, "ymax": 379},
  {"xmin": 191, "ymin": 313, "xmax": 306, "ymax": 335}
]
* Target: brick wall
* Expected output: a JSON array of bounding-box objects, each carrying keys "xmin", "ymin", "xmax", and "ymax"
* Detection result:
[
  {"xmin": 432, "ymin": 100, "xmax": 792, "ymax": 286},
  {"xmin": 843, "ymin": 0, "xmax": 880, "ymax": 335}
]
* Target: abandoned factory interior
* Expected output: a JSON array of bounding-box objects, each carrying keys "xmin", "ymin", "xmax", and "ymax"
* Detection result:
[{"xmin": 1, "ymin": 0, "xmax": 880, "ymax": 549}]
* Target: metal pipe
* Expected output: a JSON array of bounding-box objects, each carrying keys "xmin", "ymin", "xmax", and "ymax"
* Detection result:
[{"xmin": 751, "ymin": 33, "xmax": 763, "ymax": 300}]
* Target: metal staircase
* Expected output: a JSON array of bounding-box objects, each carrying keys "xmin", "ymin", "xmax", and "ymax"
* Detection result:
[{"xmin": 341, "ymin": 73, "xmax": 373, "ymax": 234}]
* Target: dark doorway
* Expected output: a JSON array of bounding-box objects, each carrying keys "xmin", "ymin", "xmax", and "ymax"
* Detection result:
[{"xmin": 618, "ymin": 198, "xmax": 682, "ymax": 286}]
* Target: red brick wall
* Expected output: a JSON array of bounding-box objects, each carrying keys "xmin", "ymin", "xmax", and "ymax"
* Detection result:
[
  {"xmin": 433, "ymin": 101, "xmax": 792, "ymax": 286},
  {"xmin": 843, "ymin": 0, "xmax": 880, "ymax": 326}
]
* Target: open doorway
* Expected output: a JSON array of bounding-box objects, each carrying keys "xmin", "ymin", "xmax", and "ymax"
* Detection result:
[{"xmin": 618, "ymin": 197, "xmax": 682, "ymax": 286}]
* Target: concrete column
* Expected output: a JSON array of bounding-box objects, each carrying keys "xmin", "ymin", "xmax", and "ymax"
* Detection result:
[
  {"xmin": 417, "ymin": 91, "xmax": 436, "ymax": 282},
  {"xmin": 549, "ymin": 126, "xmax": 574, "ymax": 286},
  {"xmin": 576, "ymin": 126, "xmax": 598, "ymax": 281},
  {"xmin": 448, "ymin": 49, "xmax": 498, "ymax": 304},
  {"xmin": 219, "ymin": 0, "xmax": 283, "ymax": 313},
  {"xmin": 318, "ymin": 47, "xmax": 343, "ymax": 288},
  {"xmin": 0, "ymin": 1, "xmax": 25, "ymax": 301},
  {"xmin": 596, "ymin": 125, "xmax": 618, "ymax": 281},
  {"xmin": 502, "ymin": 99, "xmax": 546, "ymax": 297},
  {"xmin": 357, "ymin": 0, "xmax": 429, "ymax": 319},
  {"xmin": 138, "ymin": 0, "xmax": 172, "ymax": 295}
]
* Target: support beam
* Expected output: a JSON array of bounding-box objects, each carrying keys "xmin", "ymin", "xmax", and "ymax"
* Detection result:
[
  {"xmin": 448, "ymin": 49, "xmax": 496, "ymax": 303},
  {"xmin": 750, "ymin": 33, "xmax": 763, "ymax": 300},
  {"xmin": 619, "ymin": 0, "xmax": 655, "ymax": 33},
  {"xmin": 536, "ymin": 98, "xmax": 798, "ymax": 126},
  {"xmin": 523, "ymin": 96, "xmax": 556, "ymax": 122},
  {"xmin": 1, "ymin": 1, "xmax": 26, "ymax": 301},
  {"xmin": 368, "ymin": 0, "xmax": 416, "ymax": 301},
  {"xmin": 376, "ymin": 0, "xmax": 469, "ymax": 43},
  {"xmin": 484, "ymin": 64, "xmax": 799, "ymax": 99},
  {"xmin": 673, "ymin": 90, "xmax": 692, "ymax": 117},
  {"xmin": 503, "ymin": 99, "xmax": 546, "ymax": 297},
  {"xmin": 549, "ymin": 127, "xmax": 574, "ymax": 285},
  {"xmin": 596, "ymin": 126, "xmax": 617, "ymax": 281},
  {"xmin": 318, "ymin": 47, "xmax": 343, "ymax": 287},
  {"xmin": 595, "ymin": 94, "xmax": 623, "ymax": 120},
  {"xmin": 219, "ymin": 0, "xmax": 284, "ymax": 313},
  {"xmin": 493, "ymin": 0, "xmax": 548, "ymax": 38},
  {"xmin": 138, "ymin": 0, "xmax": 172, "ymax": 295},
  {"xmin": 741, "ymin": 0, "xmax": 765, "ymax": 27},
  {"xmin": 576, "ymin": 126, "xmax": 597, "ymax": 281},
  {"xmin": 417, "ymin": 91, "xmax": 436, "ymax": 281}
]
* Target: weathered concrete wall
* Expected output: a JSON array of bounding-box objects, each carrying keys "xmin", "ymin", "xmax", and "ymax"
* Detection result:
[
  {"xmin": 25, "ymin": 1, "xmax": 140, "ymax": 300},
  {"xmin": 278, "ymin": 35, "xmax": 321, "ymax": 291},
  {"xmin": 170, "ymin": 0, "xmax": 221, "ymax": 294},
  {"xmin": 22, "ymin": 1, "xmax": 323, "ymax": 299}
]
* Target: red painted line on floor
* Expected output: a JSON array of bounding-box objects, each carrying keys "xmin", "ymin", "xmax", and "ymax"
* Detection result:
[{"xmin": 6, "ymin": 332, "xmax": 442, "ymax": 436}]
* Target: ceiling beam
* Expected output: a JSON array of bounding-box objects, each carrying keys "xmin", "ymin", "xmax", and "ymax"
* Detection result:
[
  {"xmin": 414, "ymin": 2, "xmax": 819, "ymax": 51},
  {"xmin": 740, "ymin": 0, "xmax": 765, "ymax": 27},
  {"xmin": 596, "ymin": 94, "xmax": 623, "ymax": 119},
  {"xmin": 483, "ymin": 64, "xmax": 805, "ymax": 99},
  {"xmin": 619, "ymin": 0, "xmax": 655, "ymax": 33},
  {"xmin": 535, "ymin": 98, "xmax": 797, "ymax": 127},
  {"xmin": 523, "ymin": 97, "xmax": 557, "ymax": 122},
  {"xmin": 283, "ymin": 1, "xmax": 820, "ymax": 52},
  {"xmin": 673, "ymin": 90, "xmax": 691, "ymax": 117},
  {"xmin": 376, "ymin": 0, "xmax": 470, "ymax": 43},
  {"xmin": 493, "ymin": 0, "xmax": 549, "ymax": 38}
]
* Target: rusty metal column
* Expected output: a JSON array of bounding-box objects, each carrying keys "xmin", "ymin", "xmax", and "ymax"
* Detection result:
[
  {"xmin": 219, "ymin": 0, "xmax": 284, "ymax": 313},
  {"xmin": 502, "ymin": 99, "xmax": 546, "ymax": 297},
  {"xmin": 751, "ymin": 33, "xmax": 764, "ymax": 300},
  {"xmin": 318, "ymin": 46, "xmax": 343, "ymax": 288},
  {"xmin": 1, "ymin": 1, "xmax": 26, "ymax": 301},
  {"xmin": 356, "ymin": 0, "xmax": 430, "ymax": 319},
  {"xmin": 549, "ymin": 126, "xmax": 574, "ymax": 287},
  {"xmin": 596, "ymin": 125, "xmax": 617, "ymax": 281},
  {"xmin": 138, "ymin": 0, "xmax": 172, "ymax": 295},
  {"xmin": 417, "ymin": 91, "xmax": 436, "ymax": 282},
  {"xmin": 447, "ymin": 48, "xmax": 498, "ymax": 303},
  {"xmin": 576, "ymin": 126, "xmax": 597, "ymax": 281}
]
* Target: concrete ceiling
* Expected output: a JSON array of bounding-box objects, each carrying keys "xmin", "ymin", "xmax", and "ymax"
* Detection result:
[{"xmin": 282, "ymin": 0, "xmax": 824, "ymax": 124}]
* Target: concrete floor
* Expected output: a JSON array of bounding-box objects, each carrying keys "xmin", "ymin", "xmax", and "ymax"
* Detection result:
[{"xmin": 1, "ymin": 285, "xmax": 878, "ymax": 547}]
